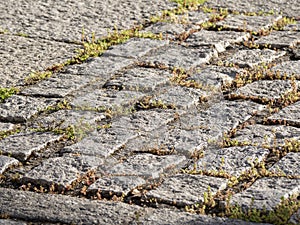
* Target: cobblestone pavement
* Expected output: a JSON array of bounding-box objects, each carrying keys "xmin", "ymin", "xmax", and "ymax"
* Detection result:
[{"xmin": 0, "ymin": 0, "xmax": 299, "ymax": 224}]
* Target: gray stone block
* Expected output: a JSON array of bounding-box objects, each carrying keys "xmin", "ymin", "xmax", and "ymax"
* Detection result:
[
  {"xmin": 293, "ymin": 45, "xmax": 300, "ymax": 59},
  {"xmin": 270, "ymin": 60, "xmax": 300, "ymax": 79},
  {"xmin": 269, "ymin": 152, "xmax": 300, "ymax": 176},
  {"xmin": 225, "ymin": 49, "xmax": 286, "ymax": 68},
  {"xmin": 289, "ymin": 208, "xmax": 300, "ymax": 225},
  {"xmin": 230, "ymin": 177, "xmax": 300, "ymax": 211},
  {"xmin": 0, "ymin": 132, "xmax": 63, "ymax": 161},
  {"xmin": 255, "ymin": 31, "xmax": 299, "ymax": 49},
  {"xmin": 268, "ymin": 101, "xmax": 300, "ymax": 126},
  {"xmin": 23, "ymin": 154, "xmax": 103, "ymax": 188},
  {"xmin": 232, "ymin": 80, "xmax": 296, "ymax": 100},
  {"xmin": 0, "ymin": 187, "xmax": 141, "ymax": 224},
  {"xmin": 102, "ymin": 38, "xmax": 169, "ymax": 59},
  {"xmin": 0, "ymin": 34, "xmax": 78, "ymax": 88},
  {"xmin": 107, "ymin": 67, "xmax": 172, "ymax": 92},
  {"xmin": 0, "ymin": 122, "xmax": 15, "ymax": 132},
  {"xmin": 0, "ymin": 95, "xmax": 58, "ymax": 123},
  {"xmin": 192, "ymin": 146, "xmax": 269, "ymax": 177},
  {"xmin": 104, "ymin": 153, "xmax": 186, "ymax": 179},
  {"xmin": 20, "ymin": 73, "xmax": 93, "ymax": 98},
  {"xmin": 145, "ymin": 174, "xmax": 227, "ymax": 207},
  {"xmin": 185, "ymin": 30, "xmax": 250, "ymax": 53},
  {"xmin": 232, "ymin": 124, "xmax": 300, "ymax": 147},
  {"xmin": 0, "ymin": 219, "xmax": 27, "ymax": 225},
  {"xmin": 87, "ymin": 175, "xmax": 146, "ymax": 196},
  {"xmin": 143, "ymin": 44, "xmax": 217, "ymax": 70},
  {"xmin": 216, "ymin": 15, "xmax": 282, "ymax": 33},
  {"xmin": 143, "ymin": 22, "xmax": 189, "ymax": 40},
  {"xmin": 0, "ymin": 155, "xmax": 19, "ymax": 174}
]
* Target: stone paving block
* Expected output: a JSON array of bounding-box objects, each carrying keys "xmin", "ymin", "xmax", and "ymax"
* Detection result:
[
  {"xmin": 0, "ymin": 155, "xmax": 19, "ymax": 174},
  {"xmin": 185, "ymin": 30, "xmax": 250, "ymax": 53},
  {"xmin": 124, "ymin": 124, "xmax": 211, "ymax": 157},
  {"xmin": 192, "ymin": 146, "xmax": 269, "ymax": 177},
  {"xmin": 143, "ymin": 44, "xmax": 217, "ymax": 70},
  {"xmin": 269, "ymin": 152, "xmax": 300, "ymax": 176},
  {"xmin": 143, "ymin": 22, "xmax": 188, "ymax": 40},
  {"xmin": 0, "ymin": 0, "xmax": 176, "ymax": 42},
  {"xmin": 0, "ymin": 132, "xmax": 63, "ymax": 161},
  {"xmin": 289, "ymin": 208, "xmax": 300, "ymax": 225},
  {"xmin": 216, "ymin": 15, "xmax": 282, "ymax": 33},
  {"xmin": 64, "ymin": 55, "xmax": 134, "ymax": 79},
  {"xmin": 22, "ymin": 154, "xmax": 103, "ymax": 189},
  {"xmin": 188, "ymin": 65, "xmax": 246, "ymax": 88},
  {"xmin": 104, "ymin": 153, "xmax": 186, "ymax": 179},
  {"xmin": 268, "ymin": 101, "xmax": 300, "ymax": 126},
  {"xmin": 71, "ymin": 88, "xmax": 144, "ymax": 112},
  {"xmin": 230, "ymin": 177, "xmax": 300, "ymax": 211},
  {"xmin": 284, "ymin": 21, "xmax": 300, "ymax": 32},
  {"xmin": 293, "ymin": 44, "xmax": 300, "ymax": 59},
  {"xmin": 152, "ymin": 85, "xmax": 209, "ymax": 110},
  {"xmin": 231, "ymin": 80, "xmax": 296, "ymax": 101},
  {"xmin": 31, "ymin": 109, "xmax": 105, "ymax": 131},
  {"xmin": 20, "ymin": 73, "xmax": 93, "ymax": 98},
  {"xmin": 205, "ymin": 0, "xmax": 300, "ymax": 18},
  {"xmin": 145, "ymin": 174, "xmax": 227, "ymax": 207},
  {"xmin": 179, "ymin": 100, "xmax": 265, "ymax": 141},
  {"xmin": 225, "ymin": 49, "xmax": 286, "ymax": 68},
  {"xmin": 141, "ymin": 208, "xmax": 272, "ymax": 225},
  {"xmin": 0, "ymin": 95, "xmax": 58, "ymax": 123},
  {"xmin": 102, "ymin": 38, "xmax": 169, "ymax": 59},
  {"xmin": 0, "ymin": 34, "xmax": 78, "ymax": 88},
  {"xmin": 255, "ymin": 31, "xmax": 299, "ymax": 49},
  {"xmin": 87, "ymin": 175, "xmax": 146, "ymax": 196},
  {"xmin": 270, "ymin": 60, "xmax": 300, "ymax": 79},
  {"xmin": 183, "ymin": 10, "xmax": 211, "ymax": 25},
  {"xmin": 232, "ymin": 124, "xmax": 300, "ymax": 147},
  {"xmin": 0, "ymin": 187, "xmax": 142, "ymax": 225},
  {"xmin": 107, "ymin": 67, "xmax": 172, "ymax": 92}
]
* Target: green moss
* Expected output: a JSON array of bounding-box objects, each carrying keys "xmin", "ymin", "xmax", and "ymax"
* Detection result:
[{"xmin": 0, "ymin": 87, "xmax": 18, "ymax": 102}]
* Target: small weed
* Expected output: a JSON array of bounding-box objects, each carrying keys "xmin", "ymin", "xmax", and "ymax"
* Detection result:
[
  {"xmin": 0, "ymin": 87, "xmax": 18, "ymax": 102},
  {"xmin": 24, "ymin": 71, "xmax": 52, "ymax": 85}
]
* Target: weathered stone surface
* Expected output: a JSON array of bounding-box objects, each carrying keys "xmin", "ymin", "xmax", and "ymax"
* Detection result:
[
  {"xmin": 20, "ymin": 73, "xmax": 93, "ymax": 98},
  {"xmin": 183, "ymin": 10, "xmax": 211, "ymax": 25},
  {"xmin": 0, "ymin": 187, "xmax": 141, "ymax": 224},
  {"xmin": 0, "ymin": 132, "xmax": 63, "ymax": 161},
  {"xmin": 0, "ymin": 122, "xmax": 15, "ymax": 132},
  {"xmin": 270, "ymin": 60, "xmax": 300, "ymax": 79},
  {"xmin": 192, "ymin": 146, "xmax": 269, "ymax": 177},
  {"xmin": 0, "ymin": 95, "xmax": 58, "ymax": 123},
  {"xmin": 104, "ymin": 153, "xmax": 186, "ymax": 179},
  {"xmin": 141, "ymin": 208, "xmax": 272, "ymax": 225},
  {"xmin": 293, "ymin": 44, "xmax": 300, "ymax": 59},
  {"xmin": 0, "ymin": 219, "xmax": 26, "ymax": 225},
  {"xmin": 185, "ymin": 30, "xmax": 250, "ymax": 52},
  {"xmin": 231, "ymin": 80, "xmax": 296, "ymax": 101},
  {"xmin": 268, "ymin": 101, "xmax": 300, "ymax": 126},
  {"xmin": 225, "ymin": 49, "xmax": 286, "ymax": 68},
  {"xmin": 269, "ymin": 152, "xmax": 300, "ymax": 176},
  {"xmin": 143, "ymin": 44, "xmax": 217, "ymax": 70},
  {"xmin": 232, "ymin": 124, "xmax": 300, "ymax": 147},
  {"xmin": 0, "ymin": 155, "xmax": 19, "ymax": 174},
  {"xmin": 143, "ymin": 22, "xmax": 187, "ymax": 40},
  {"xmin": 102, "ymin": 38, "xmax": 169, "ymax": 59},
  {"xmin": 255, "ymin": 31, "xmax": 299, "ymax": 49},
  {"xmin": 32, "ymin": 109, "xmax": 105, "ymax": 131},
  {"xmin": 152, "ymin": 85, "xmax": 209, "ymax": 110},
  {"xmin": 22, "ymin": 154, "xmax": 103, "ymax": 188},
  {"xmin": 0, "ymin": 0, "xmax": 176, "ymax": 42},
  {"xmin": 0, "ymin": 34, "xmax": 78, "ymax": 88},
  {"xmin": 205, "ymin": 0, "xmax": 300, "ymax": 18},
  {"xmin": 108, "ymin": 67, "xmax": 172, "ymax": 92},
  {"xmin": 88, "ymin": 175, "xmax": 146, "ymax": 196},
  {"xmin": 179, "ymin": 100, "xmax": 265, "ymax": 141},
  {"xmin": 289, "ymin": 208, "xmax": 300, "ymax": 225},
  {"xmin": 230, "ymin": 177, "xmax": 300, "ymax": 211},
  {"xmin": 188, "ymin": 65, "xmax": 246, "ymax": 88},
  {"xmin": 71, "ymin": 88, "xmax": 144, "ymax": 112},
  {"xmin": 216, "ymin": 15, "xmax": 282, "ymax": 33},
  {"xmin": 64, "ymin": 56, "xmax": 134, "ymax": 79},
  {"xmin": 145, "ymin": 174, "xmax": 227, "ymax": 207}
]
